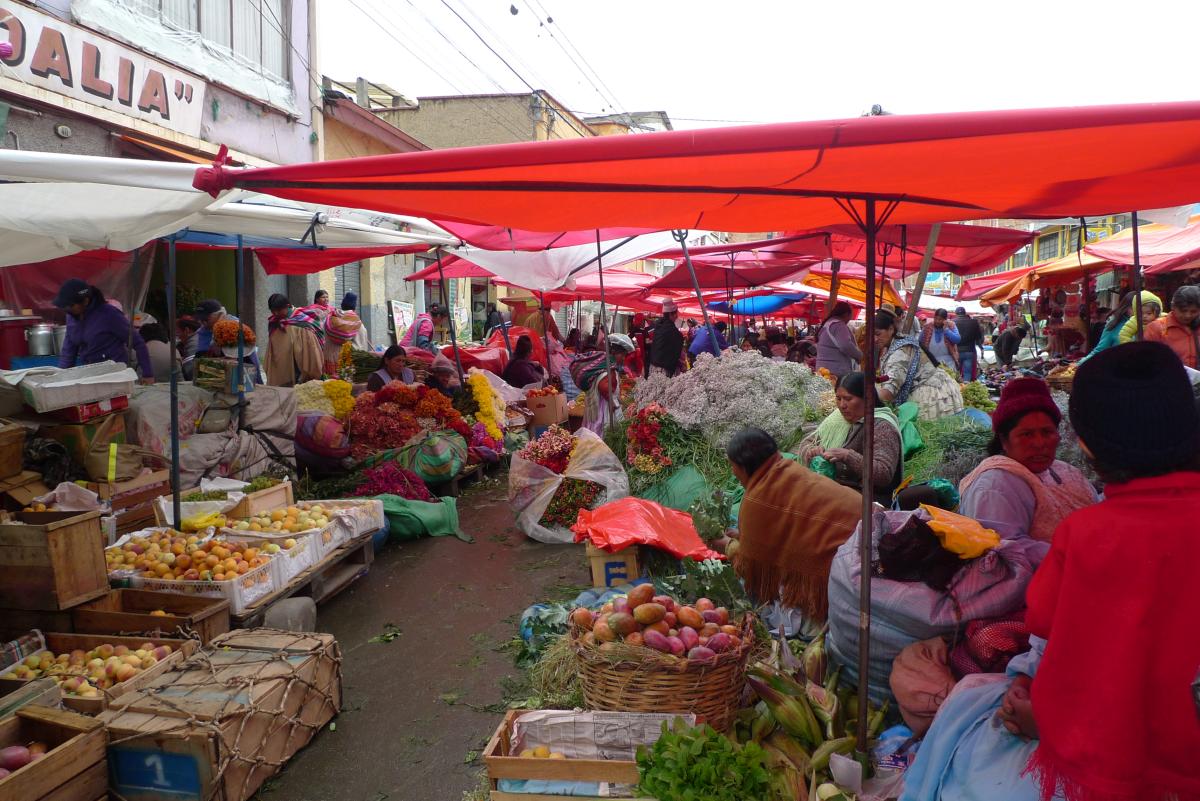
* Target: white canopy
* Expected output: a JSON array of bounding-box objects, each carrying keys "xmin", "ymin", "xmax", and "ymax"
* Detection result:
[{"xmin": 0, "ymin": 151, "xmax": 454, "ymax": 267}]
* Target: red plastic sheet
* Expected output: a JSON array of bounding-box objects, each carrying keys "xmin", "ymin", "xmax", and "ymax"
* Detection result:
[
  {"xmin": 195, "ymin": 101, "xmax": 1200, "ymax": 233},
  {"xmin": 571, "ymin": 497, "xmax": 723, "ymax": 562},
  {"xmin": 485, "ymin": 324, "xmax": 545, "ymax": 365},
  {"xmin": 256, "ymin": 245, "xmax": 429, "ymax": 275}
]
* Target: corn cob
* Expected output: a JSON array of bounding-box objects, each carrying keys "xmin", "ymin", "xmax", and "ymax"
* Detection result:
[
  {"xmin": 747, "ymin": 674, "xmax": 823, "ymax": 748},
  {"xmin": 809, "ymin": 736, "xmax": 856, "ymax": 774}
]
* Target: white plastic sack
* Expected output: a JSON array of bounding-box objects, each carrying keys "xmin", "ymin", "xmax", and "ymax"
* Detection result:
[
  {"xmin": 33, "ymin": 482, "xmax": 103, "ymax": 512},
  {"xmin": 477, "ymin": 368, "xmax": 527, "ymax": 404},
  {"xmin": 508, "ymin": 428, "xmax": 628, "ymax": 544}
]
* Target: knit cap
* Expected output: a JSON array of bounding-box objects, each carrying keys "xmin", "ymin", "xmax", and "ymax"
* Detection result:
[
  {"xmin": 992, "ymin": 377, "xmax": 1061, "ymax": 432},
  {"xmin": 1069, "ymin": 341, "xmax": 1199, "ymax": 473}
]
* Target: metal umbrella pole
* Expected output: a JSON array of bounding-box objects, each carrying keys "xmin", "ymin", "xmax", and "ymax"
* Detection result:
[
  {"xmin": 593, "ymin": 231, "xmax": 617, "ymax": 422},
  {"xmin": 1132, "ymin": 211, "xmax": 1145, "ymax": 340},
  {"xmin": 166, "ymin": 236, "xmax": 182, "ymax": 529},
  {"xmin": 856, "ymin": 198, "xmax": 879, "ymax": 757},
  {"xmin": 435, "ymin": 251, "xmax": 466, "ymax": 385},
  {"xmin": 538, "ymin": 290, "xmax": 554, "ymax": 375},
  {"xmin": 235, "ymin": 236, "xmax": 246, "ymax": 420},
  {"xmin": 673, "ymin": 230, "xmax": 722, "ymax": 357}
]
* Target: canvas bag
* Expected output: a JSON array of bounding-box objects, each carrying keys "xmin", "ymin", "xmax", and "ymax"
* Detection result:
[{"xmin": 84, "ymin": 414, "xmax": 168, "ymax": 482}]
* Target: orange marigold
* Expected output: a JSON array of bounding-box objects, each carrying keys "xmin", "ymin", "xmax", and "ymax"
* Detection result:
[{"xmin": 212, "ymin": 319, "xmax": 256, "ymax": 347}]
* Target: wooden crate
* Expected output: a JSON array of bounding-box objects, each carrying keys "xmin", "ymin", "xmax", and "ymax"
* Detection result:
[
  {"xmin": 71, "ymin": 589, "xmax": 231, "ymax": 645},
  {"xmin": 0, "ymin": 511, "xmax": 107, "ymax": 611},
  {"xmin": 0, "ymin": 632, "xmax": 196, "ymax": 716},
  {"xmin": 0, "ymin": 471, "xmax": 51, "ymax": 510},
  {"xmin": 0, "ymin": 705, "xmax": 106, "ymax": 801},
  {"xmin": 87, "ymin": 470, "xmax": 171, "ymax": 538},
  {"xmin": 484, "ymin": 710, "xmax": 651, "ymax": 801},
  {"xmin": 0, "ymin": 677, "xmax": 60, "ymax": 720},
  {"xmin": 0, "ymin": 421, "xmax": 26, "ymax": 481},
  {"xmin": 230, "ymin": 482, "xmax": 293, "ymax": 518},
  {"xmin": 585, "ymin": 542, "xmax": 640, "ymax": 589}
]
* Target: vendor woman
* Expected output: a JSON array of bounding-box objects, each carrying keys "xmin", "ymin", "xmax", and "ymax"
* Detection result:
[
  {"xmin": 54, "ymin": 278, "xmax": 154, "ymax": 383},
  {"xmin": 958, "ymin": 377, "xmax": 1096, "ymax": 551},
  {"xmin": 366, "ymin": 345, "xmax": 415, "ymax": 392},
  {"xmin": 874, "ymin": 308, "xmax": 963, "ymax": 420},
  {"xmin": 569, "ymin": 334, "xmax": 634, "ymax": 434},
  {"xmin": 798, "ymin": 371, "xmax": 902, "ymax": 505}
]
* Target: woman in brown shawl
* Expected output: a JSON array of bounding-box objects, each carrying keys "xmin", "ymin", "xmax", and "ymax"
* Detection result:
[{"xmin": 726, "ymin": 427, "xmax": 863, "ymax": 622}]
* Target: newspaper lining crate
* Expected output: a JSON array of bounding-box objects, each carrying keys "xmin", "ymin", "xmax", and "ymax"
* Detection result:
[
  {"xmin": 0, "ymin": 705, "xmax": 106, "ymax": 801},
  {"xmin": 585, "ymin": 542, "xmax": 641, "ymax": 588},
  {"xmin": 71, "ymin": 589, "xmax": 231, "ymax": 645},
  {"xmin": 225, "ymin": 529, "xmax": 319, "ymax": 587},
  {"xmin": 0, "ymin": 631, "xmax": 196, "ymax": 715},
  {"xmin": 0, "ymin": 510, "xmax": 108, "ymax": 611}
]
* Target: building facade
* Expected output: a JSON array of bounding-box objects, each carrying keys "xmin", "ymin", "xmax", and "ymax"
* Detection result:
[{"xmin": 0, "ymin": 0, "xmax": 320, "ymax": 332}]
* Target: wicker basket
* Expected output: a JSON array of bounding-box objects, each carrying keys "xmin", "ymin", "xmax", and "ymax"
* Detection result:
[{"xmin": 571, "ymin": 618, "xmax": 754, "ymax": 731}]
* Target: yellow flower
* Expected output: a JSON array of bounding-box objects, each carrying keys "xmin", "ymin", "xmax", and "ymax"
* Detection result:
[{"xmin": 467, "ymin": 372, "xmax": 504, "ymax": 440}]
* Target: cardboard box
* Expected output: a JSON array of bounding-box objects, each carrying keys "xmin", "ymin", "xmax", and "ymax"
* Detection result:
[
  {"xmin": 49, "ymin": 394, "xmax": 129, "ymax": 423},
  {"xmin": 585, "ymin": 541, "xmax": 640, "ymax": 588},
  {"xmin": 0, "ymin": 470, "xmax": 51, "ymax": 508},
  {"xmin": 102, "ymin": 630, "xmax": 342, "ymax": 801},
  {"xmin": 526, "ymin": 393, "xmax": 568, "ymax": 427},
  {"xmin": 41, "ymin": 413, "xmax": 126, "ymax": 464}
]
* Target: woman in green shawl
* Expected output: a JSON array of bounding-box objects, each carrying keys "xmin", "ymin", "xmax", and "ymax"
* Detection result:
[{"xmin": 798, "ymin": 371, "xmax": 903, "ymax": 506}]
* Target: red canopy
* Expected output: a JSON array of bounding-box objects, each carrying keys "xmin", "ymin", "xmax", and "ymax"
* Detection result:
[
  {"xmin": 652, "ymin": 224, "xmax": 1032, "ymax": 276},
  {"xmin": 405, "ymin": 254, "xmax": 494, "ymax": 281},
  {"xmin": 647, "ymin": 261, "xmax": 812, "ymax": 290},
  {"xmin": 957, "ymin": 265, "xmax": 1038, "ymax": 300},
  {"xmin": 254, "ymin": 245, "xmax": 429, "ymax": 275},
  {"xmin": 195, "ymin": 101, "xmax": 1200, "ymax": 233},
  {"xmin": 1088, "ymin": 218, "xmax": 1200, "ymax": 275}
]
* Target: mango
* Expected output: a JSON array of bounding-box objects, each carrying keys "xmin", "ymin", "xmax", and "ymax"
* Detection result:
[
  {"xmin": 642, "ymin": 630, "xmax": 671, "ymax": 653},
  {"xmin": 607, "ymin": 612, "xmax": 638, "ymax": 637},
  {"xmin": 592, "ymin": 620, "xmax": 616, "ymax": 643},
  {"xmin": 695, "ymin": 597, "xmax": 715, "ymax": 612},
  {"xmin": 687, "ymin": 645, "xmax": 717, "ymax": 665},
  {"xmin": 632, "ymin": 603, "xmax": 666, "ymax": 625},
  {"xmin": 626, "ymin": 584, "xmax": 655, "ymax": 609},
  {"xmin": 570, "ymin": 607, "xmax": 595, "ymax": 631},
  {"xmin": 624, "ymin": 631, "xmax": 644, "ymax": 647},
  {"xmin": 676, "ymin": 606, "xmax": 704, "ymax": 629}
]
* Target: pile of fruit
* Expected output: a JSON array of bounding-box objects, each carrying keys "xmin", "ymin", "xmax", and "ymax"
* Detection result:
[
  {"xmin": 517, "ymin": 745, "xmax": 567, "ymax": 759},
  {"xmin": 0, "ymin": 642, "xmax": 174, "ymax": 698},
  {"xmin": 0, "ymin": 741, "xmax": 51, "ymax": 778},
  {"xmin": 226, "ymin": 504, "xmax": 330, "ymax": 534},
  {"xmin": 571, "ymin": 584, "xmax": 743, "ymax": 665},
  {"xmin": 18, "ymin": 502, "xmax": 58, "ymax": 513},
  {"xmin": 106, "ymin": 530, "xmax": 274, "ymax": 582},
  {"xmin": 527, "ymin": 386, "xmax": 560, "ymax": 398}
]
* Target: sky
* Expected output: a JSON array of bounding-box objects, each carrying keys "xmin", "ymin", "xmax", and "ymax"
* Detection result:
[{"xmin": 317, "ymin": 0, "xmax": 1200, "ymax": 130}]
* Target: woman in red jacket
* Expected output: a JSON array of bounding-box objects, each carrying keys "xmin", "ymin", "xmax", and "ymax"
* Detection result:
[{"xmin": 1000, "ymin": 341, "xmax": 1200, "ymax": 801}]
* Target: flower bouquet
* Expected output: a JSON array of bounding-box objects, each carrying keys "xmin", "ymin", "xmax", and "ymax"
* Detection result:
[
  {"xmin": 295, "ymin": 379, "xmax": 355, "ymax": 421},
  {"xmin": 212, "ymin": 319, "xmax": 256, "ymax": 347},
  {"xmin": 626, "ymin": 403, "xmax": 673, "ymax": 477},
  {"xmin": 508, "ymin": 426, "xmax": 628, "ymax": 543},
  {"xmin": 348, "ymin": 381, "xmax": 471, "ymax": 460},
  {"xmin": 351, "ymin": 461, "xmax": 433, "ymax": 501}
]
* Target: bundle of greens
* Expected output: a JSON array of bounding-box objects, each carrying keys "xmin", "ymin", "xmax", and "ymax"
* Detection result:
[
  {"xmin": 904, "ymin": 415, "xmax": 993, "ymax": 485},
  {"xmin": 961, "ymin": 381, "xmax": 997, "ymax": 412},
  {"xmin": 181, "ymin": 490, "xmax": 228, "ymax": 502},
  {"xmin": 689, "ymin": 487, "xmax": 734, "ymax": 544},
  {"xmin": 607, "ymin": 414, "xmax": 733, "ymax": 498},
  {"xmin": 637, "ymin": 720, "xmax": 773, "ymax": 801}
]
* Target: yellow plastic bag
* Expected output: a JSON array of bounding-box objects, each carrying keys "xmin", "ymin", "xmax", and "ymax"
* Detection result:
[{"xmin": 920, "ymin": 504, "xmax": 1000, "ymax": 560}]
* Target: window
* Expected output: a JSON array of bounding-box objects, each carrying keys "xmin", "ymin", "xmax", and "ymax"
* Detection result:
[
  {"xmin": 133, "ymin": 0, "xmax": 290, "ymax": 80},
  {"xmin": 333, "ymin": 262, "xmax": 360, "ymax": 305},
  {"xmin": 1012, "ymin": 248, "xmax": 1031, "ymax": 268},
  {"xmin": 1036, "ymin": 232, "xmax": 1060, "ymax": 262}
]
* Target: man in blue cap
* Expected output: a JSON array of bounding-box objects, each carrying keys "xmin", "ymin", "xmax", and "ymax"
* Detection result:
[{"xmin": 54, "ymin": 279, "xmax": 153, "ymax": 382}]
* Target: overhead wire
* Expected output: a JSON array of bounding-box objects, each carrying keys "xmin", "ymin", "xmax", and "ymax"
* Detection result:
[
  {"xmin": 435, "ymin": 0, "xmax": 593, "ymax": 139},
  {"xmin": 344, "ymin": 0, "xmax": 534, "ymax": 142},
  {"xmin": 520, "ymin": 0, "xmax": 627, "ymax": 116}
]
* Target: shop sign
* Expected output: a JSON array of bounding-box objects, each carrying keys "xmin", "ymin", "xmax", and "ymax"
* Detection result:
[
  {"xmin": 389, "ymin": 300, "xmax": 414, "ymax": 341},
  {"xmin": 0, "ymin": 1, "xmax": 205, "ymax": 136}
]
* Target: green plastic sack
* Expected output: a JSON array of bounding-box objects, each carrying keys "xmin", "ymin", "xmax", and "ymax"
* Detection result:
[
  {"xmin": 375, "ymin": 495, "xmax": 469, "ymax": 542},
  {"xmin": 637, "ymin": 465, "xmax": 708, "ymax": 511},
  {"xmin": 897, "ymin": 401, "xmax": 925, "ymax": 460},
  {"xmin": 398, "ymin": 431, "xmax": 468, "ymax": 483}
]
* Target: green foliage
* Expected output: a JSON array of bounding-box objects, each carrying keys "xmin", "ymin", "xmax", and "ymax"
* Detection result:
[
  {"xmin": 294, "ymin": 470, "xmax": 365, "ymax": 501},
  {"xmin": 689, "ymin": 487, "xmax": 734, "ymax": 544},
  {"xmin": 637, "ymin": 720, "xmax": 773, "ymax": 801},
  {"xmin": 656, "ymin": 559, "xmax": 752, "ymax": 615},
  {"xmin": 181, "ymin": 490, "xmax": 228, "ymax": 502},
  {"xmin": 961, "ymin": 381, "xmax": 997, "ymax": 412},
  {"xmin": 904, "ymin": 415, "xmax": 992, "ymax": 485}
]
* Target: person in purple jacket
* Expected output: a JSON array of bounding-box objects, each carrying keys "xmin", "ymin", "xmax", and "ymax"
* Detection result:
[{"xmin": 53, "ymin": 279, "xmax": 153, "ymax": 383}]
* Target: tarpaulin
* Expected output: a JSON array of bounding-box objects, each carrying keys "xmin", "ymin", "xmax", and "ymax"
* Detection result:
[
  {"xmin": 433, "ymin": 221, "xmax": 658, "ymax": 250},
  {"xmin": 800, "ymin": 273, "xmax": 903, "ymax": 306},
  {"xmin": 1089, "ymin": 216, "xmax": 1200, "ymax": 275},
  {"xmin": 648, "ymin": 261, "xmax": 812, "ymax": 290},
  {"xmin": 406, "ymin": 255, "xmax": 495, "ymax": 281},
  {"xmin": 485, "ymin": 325, "xmax": 545, "ymax": 364},
  {"xmin": 194, "ymin": 100, "xmax": 1200, "ymax": 234},
  {"xmin": 0, "ymin": 248, "xmax": 154, "ymax": 319},
  {"xmin": 571, "ymin": 497, "xmax": 722, "ymax": 562}
]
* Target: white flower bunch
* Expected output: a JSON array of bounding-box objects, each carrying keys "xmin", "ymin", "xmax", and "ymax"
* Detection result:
[
  {"xmin": 294, "ymin": 380, "xmax": 335, "ymax": 416},
  {"xmin": 633, "ymin": 350, "xmax": 834, "ymax": 447}
]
